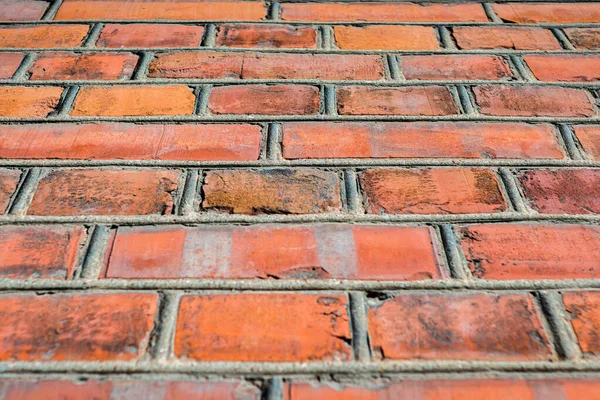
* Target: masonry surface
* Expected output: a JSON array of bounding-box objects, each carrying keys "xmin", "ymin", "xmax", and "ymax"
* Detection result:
[{"xmin": 2, "ymin": 0, "xmax": 600, "ymax": 398}]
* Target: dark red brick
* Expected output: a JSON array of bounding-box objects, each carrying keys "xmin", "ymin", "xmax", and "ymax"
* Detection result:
[{"xmin": 97, "ymin": 24, "xmax": 205, "ymax": 48}]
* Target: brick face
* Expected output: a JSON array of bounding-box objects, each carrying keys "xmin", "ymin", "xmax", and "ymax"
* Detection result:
[
  {"xmin": 0, "ymin": 169, "xmax": 21, "ymax": 212},
  {"xmin": 523, "ymin": 55, "xmax": 600, "ymax": 82},
  {"xmin": 453, "ymin": 27, "xmax": 560, "ymax": 50},
  {"xmin": 97, "ymin": 24, "xmax": 206, "ymax": 48},
  {"xmin": 29, "ymin": 52, "xmax": 139, "ymax": 81},
  {"xmin": 563, "ymin": 291, "xmax": 600, "ymax": 356},
  {"xmin": 493, "ymin": 4, "xmax": 600, "ymax": 24},
  {"xmin": 565, "ymin": 28, "xmax": 600, "ymax": 50},
  {"xmin": 574, "ymin": 125, "xmax": 600, "ymax": 160},
  {"xmin": 0, "ymin": 86, "xmax": 63, "ymax": 118},
  {"xmin": 401, "ymin": 55, "xmax": 513, "ymax": 81},
  {"xmin": 0, "ymin": 25, "xmax": 89, "ymax": 49},
  {"xmin": 0, "ymin": 53, "xmax": 24, "ymax": 79},
  {"xmin": 0, "ymin": 1, "xmax": 48, "ymax": 21},
  {"xmin": 216, "ymin": 24, "xmax": 317, "ymax": 48},
  {"xmin": 333, "ymin": 26, "xmax": 439, "ymax": 50}
]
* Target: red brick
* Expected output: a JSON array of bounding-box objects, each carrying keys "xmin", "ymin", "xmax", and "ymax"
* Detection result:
[
  {"xmin": 402, "ymin": 55, "xmax": 512, "ymax": 81},
  {"xmin": 334, "ymin": 26, "xmax": 439, "ymax": 50},
  {"xmin": 368, "ymin": 293, "xmax": 552, "ymax": 361},
  {"xmin": 97, "ymin": 24, "xmax": 205, "ymax": 48},
  {"xmin": 360, "ymin": 168, "xmax": 506, "ymax": 215},
  {"xmin": 0, "ymin": 293, "xmax": 157, "ymax": 361},
  {"xmin": 0, "ymin": 380, "xmax": 260, "ymax": 400},
  {"xmin": 459, "ymin": 224, "xmax": 600, "ymax": 280},
  {"xmin": 0, "ymin": 123, "xmax": 261, "ymax": 161},
  {"xmin": 565, "ymin": 28, "xmax": 600, "ymax": 50},
  {"xmin": 518, "ymin": 169, "xmax": 600, "ymax": 215},
  {"xmin": 104, "ymin": 224, "xmax": 442, "ymax": 280},
  {"xmin": 202, "ymin": 169, "xmax": 341, "ymax": 215},
  {"xmin": 337, "ymin": 86, "xmax": 458, "ymax": 116},
  {"xmin": 0, "ymin": 25, "xmax": 89, "ymax": 48},
  {"xmin": 494, "ymin": 3, "xmax": 600, "ymax": 24},
  {"xmin": 281, "ymin": 3, "xmax": 487, "ymax": 22},
  {"xmin": 0, "ymin": 169, "xmax": 20, "ymax": 211},
  {"xmin": 524, "ymin": 55, "xmax": 600, "ymax": 82},
  {"xmin": 453, "ymin": 27, "xmax": 560, "ymax": 50},
  {"xmin": 55, "ymin": 1, "xmax": 267, "ymax": 21},
  {"xmin": 148, "ymin": 52, "xmax": 384, "ymax": 80},
  {"xmin": 28, "ymin": 169, "xmax": 181, "ymax": 216},
  {"xmin": 174, "ymin": 293, "xmax": 352, "ymax": 361},
  {"xmin": 0, "ymin": 1, "xmax": 48, "ymax": 21},
  {"xmin": 29, "ymin": 52, "xmax": 138, "ymax": 81},
  {"xmin": 71, "ymin": 85, "xmax": 196, "ymax": 116},
  {"xmin": 473, "ymin": 86, "xmax": 596, "ymax": 118},
  {"xmin": 563, "ymin": 291, "xmax": 600, "ymax": 356},
  {"xmin": 574, "ymin": 125, "xmax": 600, "ymax": 160},
  {"xmin": 0, "ymin": 86, "xmax": 63, "ymax": 118},
  {"xmin": 0, "ymin": 226, "xmax": 85, "ymax": 279},
  {"xmin": 216, "ymin": 24, "xmax": 316, "ymax": 48},
  {"xmin": 0, "ymin": 52, "xmax": 24, "ymax": 79}
]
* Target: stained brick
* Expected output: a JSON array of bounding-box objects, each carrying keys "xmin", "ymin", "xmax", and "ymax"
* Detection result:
[
  {"xmin": 71, "ymin": 85, "xmax": 196, "ymax": 116},
  {"xmin": 202, "ymin": 169, "xmax": 341, "ymax": 215},
  {"xmin": 28, "ymin": 169, "xmax": 181, "ymax": 216},
  {"xmin": 0, "ymin": 123, "xmax": 261, "ymax": 161},
  {"xmin": 208, "ymin": 85, "xmax": 320, "ymax": 115},
  {"xmin": 174, "ymin": 293, "xmax": 352, "ymax": 361},
  {"xmin": 333, "ymin": 26, "xmax": 439, "ymax": 50},
  {"xmin": 565, "ymin": 28, "xmax": 600, "ymax": 50},
  {"xmin": 97, "ymin": 24, "xmax": 205, "ymax": 48},
  {"xmin": 402, "ymin": 55, "xmax": 512, "ymax": 81},
  {"xmin": 473, "ymin": 86, "xmax": 596, "ymax": 117},
  {"xmin": 0, "ymin": 226, "xmax": 85, "ymax": 279},
  {"xmin": 0, "ymin": 86, "xmax": 63, "ymax": 118},
  {"xmin": 563, "ymin": 291, "xmax": 600, "ymax": 356},
  {"xmin": 0, "ymin": 169, "xmax": 20, "ymax": 211},
  {"xmin": 337, "ymin": 86, "xmax": 458, "ymax": 116},
  {"xmin": 360, "ymin": 168, "xmax": 506, "ymax": 215},
  {"xmin": 104, "ymin": 224, "xmax": 442, "ymax": 280},
  {"xmin": 148, "ymin": 52, "xmax": 385, "ymax": 80},
  {"xmin": 494, "ymin": 3, "xmax": 600, "ymax": 24},
  {"xmin": 368, "ymin": 293, "xmax": 552, "ymax": 361},
  {"xmin": 523, "ymin": 55, "xmax": 600, "ymax": 82},
  {"xmin": 453, "ymin": 27, "xmax": 560, "ymax": 50},
  {"xmin": 216, "ymin": 24, "xmax": 317, "ymax": 48},
  {"xmin": 459, "ymin": 224, "xmax": 600, "ymax": 280},
  {"xmin": 574, "ymin": 125, "xmax": 600, "ymax": 160},
  {"xmin": 29, "ymin": 52, "xmax": 138, "ymax": 80},
  {"xmin": 0, "ymin": 293, "xmax": 157, "ymax": 361},
  {"xmin": 0, "ymin": 25, "xmax": 89, "ymax": 48},
  {"xmin": 0, "ymin": 1, "xmax": 48, "ymax": 21},
  {"xmin": 0, "ymin": 52, "xmax": 24, "ymax": 79}
]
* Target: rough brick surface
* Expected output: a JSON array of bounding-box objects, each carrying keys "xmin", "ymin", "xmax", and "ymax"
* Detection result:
[
  {"xmin": 494, "ymin": 4, "xmax": 600, "ymax": 24},
  {"xmin": 563, "ymin": 291, "xmax": 600, "ymax": 356},
  {"xmin": 0, "ymin": 169, "xmax": 20, "ymax": 211},
  {"xmin": 0, "ymin": 86, "xmax": 63, "ymax": 118},
  {"xmin": 0, "ymin": 53, "xmax": 24, "ymax": 79},
  {"xmin": 0, "ymin": 25, "xmax": 89, "ymax": 48},
  {"xmin": 453, "ymin": 27, "xmax": 560, "ymax": 50},
  {"xmin": 216, "ymin": 24, "xmax": 317, "ymax": 48},
  {"xmin": 401, "ymin": 55, "xmax": 513, "ymax": 81},
  {"xmin": 29, "ymin": 52, "xmax": 138, "ymax": 81},
  {"xmin": 0, "ymin": 1, "xmax": 48, "ymax": 21},
  {"xmin": 97, "ymin": 24, "xmax": 206, "ymax": 48},
  {"xmin": 524, "ymin": 55, "xmax": 600, "ymax": 82},
  {"xmin": 574, "ymin": 125, "xmax": 600, "ymax": 160},
  {"xmin": 565, "ymin": 28, "xmax": 600, "ymax": 50},
  {"xmin": 334, "ymin": 26, "xmax": 439, "ymax": 50}
]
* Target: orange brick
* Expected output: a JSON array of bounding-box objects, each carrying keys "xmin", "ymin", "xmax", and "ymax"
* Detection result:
[
  {"xmin": 574, "ymin": 125, "xmax": 600, "ymax": 160},
  {"xmin": 334, "ymin": 26, "xmax": 439, "ymax": 50},
  {"xmin": 459, "ymin": 224, "xmax": 600, "ymax": 280},
  {"xmin": 0, "ymin": 293, "xmax": 157, "ymax": 361},
  {"xmin": 71, "ymin": 85, "xmax": 195, "ymax": 116},
  {"xmin": 174, "ymin": 293, "xmax": 352, "ymax": 361},
  {"xmin": 28, "ymin": 169, "xmax": 181, "ymax": 216},
  {"xmin": 563, "ymin": 291, "xmax": 600, "ymax": 356},
  {"xmin": 29, "ymin": 52, "xmax": 138, "ymax": 80},
  {"xmin": 0, "ymin": 226, "xmax": 85, "ymax": 279},
  {"xmin": 524, "ymin": 55, "xmax": 600, "ymax": 82},
  {"xmin": 473, "ymin": 86, "xmax": 596, "ymax": 117},
  {"xmin": 97, "ymin": 24, "xmax": 205, "ymax": 48},
  {"xmin": 0, "ymin": 25, "xmax": 89, "ymax": 48},
  {"xmin": 0, "ymin": 169, "xmax": 20, "ymax": 211},
  {"xmin": 0, "ymin": 52, "xmax": 24, "ymax": 79},
  {"xmin": 0, "ymin": 123, "xmax": 261, "ymax": 161},
  {"xmin": 494, "ymin": 3, "xmax": 600, "ymax": 23},
  {"xmin": 202, "ymin": 169, "xmax": 341, "ymax": 215},
  {"xmin": 209, "ymin": 85, "xmax": 320, "ymax": 115},
  {"xmin": 565, "ymin": 28, "xmax": 600, "ymax": 50},
  {"xmin": 216, "ymin": 24, "xmax": 316, "ymax": 48},
  {"xmin": 368, "ymin": 293, "xmax": 552, "ymax": 361},
  {"xmin": 0, "ymin": 86, "xmax": 63, "ymax": 118},
  {"xmin": 402, "ymin": 55, "xmax": 512, "ymax": 81},
  {"xmin": 360, "ymin": 168, "xmax": 506, "ymax": 214},
  {"xmin": 453, "ymin": 27, "xmax": 560, "ymax": 50},
  {"xmin": 0, "ymin": 1, "xmax": 48, "ymax": 21},
  {"xmin": 337, "ymin": 86, "xmax": 458, "ymax": 116}
]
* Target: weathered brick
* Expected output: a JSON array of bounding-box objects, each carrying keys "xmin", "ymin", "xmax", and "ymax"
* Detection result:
[
  {"xmin": 518, "ymin": 169, "xmax": 600, "ymax": 214},
  {"xmin": 494, "ymin": 3, "xmax": 600, "ymax": 23},
  {"xmin": 209, "ymin": 85, "xmax": 320, "ymax": 115},
  {"xmin": 368, "ymin": 293, "xmax": 552, "ymax": 361},
  {"xmin": 524, "ymin": 55, "xmax": 600, "ymax": 82},
  {"xmin": 453, "ymin": 27, "xmax": 560, "ymax": 50},
  {"xmin": 0, "ymin": 25, "xmax": 89, "ymax": 48},
  {"xmin": 360, "ymin": 168, "xmax": 506, "ymax": 215},
  {"xmin": 0, "ymin": 169, "xmax": 20, "ymax": 211},
  {"xmin": 29, "ymin": 52, "xmax": 138, "ymax": 80},
  {"xmin": 337, "ymin": 86, "xmax": 458, "ymax": 116},
  {"xmin": 333, "ymin": 26, "xmax": 439, "ymax": 50},
  {"xmin": 97, "ymin": 24, "xmax": 205, "ymax": 48},
  {"xmin": 0, "ymin": 1, "xmax": 48, "ymax": 21},
  {"xmin": 473, "ymin": 86, "xmax": 596, "ymax": 117},
  {"xmin": 202, "ymin": 169, "xmax": 341, "ymax": 214},
  {"xmin": 28, "ymin": 169, "xmax": 181, "ymax": 216},
  {"xmin": 71, "ymin": 85, "xmax": 196, "ymax": 116},
  {"xmin": 104, "ymin": 224, "xmax": 442, "ymax": 280},
  {"xmin": 574, "ymin": 125, "xmax": 600, "ymax": 160},
  {"xmin": 0, "ymin": 86, "xmax": 63, "ymax": 118},
  {"xmin": 565, "ymin": 28, "xmax": 600, "ymax": 50},
  {"xmin": 281, "ymin": 3, "xmax": 487, "ymax": 22},
  {"xmin": 0, "ymin": 293, "xmax": 157, "ymax": 361},
  {"xmin": 402, "ymin": 55, "xmax": 512, "ymax": 81},
  {"xmin": 55, "ymin": 1, "xmax": 267, "ymax": 21},
  {"xmin": 0, "ymin": 123, "xmax": 261, "ymax": 161},
  {"xmin": 459, "ymin": 224, "xmax": 600, "ymax": 280},
  {"xmin": 174, "ymin": 293, "xmax": 352, "ymax": 361},
  {"xmin": 216, "ymin": 24, "xmax": 317, "ymax": 48},
  {"xmin": 563, "ymin": 291, "xmax": 600, "ymax": 356},
  {"xmin": 148, "ymin": 52, "xmax": 384, "ymax": 80},
  {"xmin": 0, "ymin": 52, "xmax": 24, "ymax": 79},
  {"xmin": 0, "ymin": 226, "xmax": 85, "ymax": 279}
]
